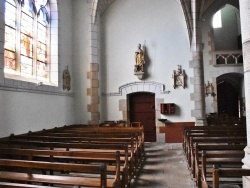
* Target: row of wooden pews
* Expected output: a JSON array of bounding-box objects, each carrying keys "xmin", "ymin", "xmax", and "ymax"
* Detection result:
[
  {"xmin": 0, "ymin": 124, "xmax": 145, "ymax": 188},
  {"xmin": 182, "ymin": 124, "xmax": 250, "ymax": 188}
]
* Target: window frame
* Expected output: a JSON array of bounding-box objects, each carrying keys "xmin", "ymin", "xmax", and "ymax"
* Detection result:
[{"xmin": 4, "ymin": 0, "xmax": 57, "ymax": 87}]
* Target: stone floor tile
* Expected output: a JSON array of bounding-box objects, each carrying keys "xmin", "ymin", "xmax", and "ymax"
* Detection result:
[{"xmin": 130, "ymin": 143, "xmax": 195, "ymax": 188}]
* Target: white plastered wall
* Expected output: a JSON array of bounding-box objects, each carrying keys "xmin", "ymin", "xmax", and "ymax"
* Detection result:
[
  {"xmin": 202, "ymin": 5, "xmax": 244, "ymax": 115},
  {"xmin": 99, "ymin": 0, "xmax": 195, "ymax": 124},
  {"xmin": 0, "ymin": 0, "xmax": 75, "ymax": 137}
]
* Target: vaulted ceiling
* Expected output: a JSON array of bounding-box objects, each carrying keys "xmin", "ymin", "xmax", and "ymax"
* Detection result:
[
  {"xmin": 95, "ymin": 0, "xmax": 238, "ymax": 16},
  {"xmin": 96, "ymin": 0, "xmax": 116, "ymax": 15},
  {"xmin": 94, "ymin": 0, "xmax": 239, "ymax": 44}
]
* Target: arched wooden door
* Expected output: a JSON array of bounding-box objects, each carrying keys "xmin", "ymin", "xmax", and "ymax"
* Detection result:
[
  {"xmin": 217, "ymin": 81, "xmax": 239, "ymax": 117},
  {"xmin": 128, "ymin": 92, "xmax": 156, "ymax": 142}
]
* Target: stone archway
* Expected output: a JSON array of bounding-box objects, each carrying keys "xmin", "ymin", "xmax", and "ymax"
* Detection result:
[{"xmin": 216, "ymin": 73, "xmax": 244, "ymax": 117}]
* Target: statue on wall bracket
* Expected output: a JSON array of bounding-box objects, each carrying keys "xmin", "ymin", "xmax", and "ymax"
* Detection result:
[
  {"xmin": 172, "ymin": 65, "xmax": 185, "ymax": 89},
  {"xmin": 63, "ymin": 66, "xmax": 71, "ymax": 91},
  {"xmin": 134, "ymin": 43, "xmax": 145, "ymax": 80},
  {"xmin": 204, "ymin": 81, "xmax": 216, "ymax": 97}
]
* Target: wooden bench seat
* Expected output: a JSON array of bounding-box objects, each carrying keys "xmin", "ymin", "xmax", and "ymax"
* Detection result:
[
  {"xmin": 198, "ymin": 150, "xmax": 244, "ymax": 188},
  {"xmin": 182, "ymin": 125, "xmax": 246, "ymax": 150},
  {"xmin": 183, "ymin": 130, "xmax": 246, "ymax": 158},
  {"xmin": 192, "ymin": 144, "xmax": 246, "ymax": 182},
  {"xmin": 0, "ymin": 148, "xmax": 128, "ymax": 187},
  {"xmin": 0, "ymin": 125, "xmax": 145, "ymax": 187},
  {"xmin": 187, "ymin": 137, "xmax": 246, "ymax": 169},
  {"xmin": 0, "ymin": 138, "xmax": 137, "ymax": 174},
  {"xmin": 0, "ymin": 158, "xmax": 116, "ymax": 188},
  {"xmin": 15, "ymin": 127, "xmax": 145, "ymax": 165},
  {"xmin": 9, "ymin": 134, "xmax": 140, "ymax": 159},
  {"xmin": 202, "ymin": 165, "xmax": 250, "ymax": 188},
  {"xmin": 184, "ymin": 129, "xmax": 246, "ymax": 160},
  {"xmin": 50, "ymin": 126, "xmax": 145, "ymax": 157},
  {"xmin": 190, "ymin": 142, "xmax": 246, "ymax": 174},
  {"xmin": 0, "ymin": 140, "xmax": 133, "ymax": 187},
  {"xmin": 182, "ymin": 125, "xmax": 247, "ymax": 188},
  {"xmin": 0, "ymin": 182, "xmax": 58, "ymax": 187}
]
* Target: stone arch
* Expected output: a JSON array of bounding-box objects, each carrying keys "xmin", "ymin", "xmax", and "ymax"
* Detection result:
[
  {"xmin": 113, "ymin": 82, "xmax": 168, "ymax": 143},
  {"xmin": 102, "ymin": 81, "xmax": 170, "ymax": 96},
  {"xmin": 209, "ymin": 70, "xmax": 244, "ymax": 113}
]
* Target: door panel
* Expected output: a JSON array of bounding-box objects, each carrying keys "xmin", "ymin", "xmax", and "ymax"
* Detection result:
[
  {"xmin": 218, "ymin": 82, "xmax": 238, "ymax": 117},
  {"xmin": 129, "ymin": 92, "xmax": 156, "ymax": 142}
]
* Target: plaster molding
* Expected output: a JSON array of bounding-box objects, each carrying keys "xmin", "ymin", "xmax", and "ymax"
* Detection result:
[
  {"xmin": 102, "ymin": 81, "xmax": 170, "ymax": 96},
  {"xmin": 0, "ymin": 84, "xmax": 73, "ymax": 97}
]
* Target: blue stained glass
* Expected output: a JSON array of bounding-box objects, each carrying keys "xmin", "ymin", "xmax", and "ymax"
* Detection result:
[{"xmin": 22, "ymin": 0, "xmax": 37, "ymax": 14}]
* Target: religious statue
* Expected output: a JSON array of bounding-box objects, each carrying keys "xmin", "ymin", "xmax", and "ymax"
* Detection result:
[
  {"xmin": 172, "ymin": 65, "xmax": 185, "ymax": 89},
  {"xmin": 134, "ymin": 43, "xmax": 145, "ymax": 72},
  {"xmin": 204, "ymin": 81, "xmax": 216, "ymax": 97},
  {"xmin": 63, "ymin": 66, "xmax": 71, "ymax": 91}
]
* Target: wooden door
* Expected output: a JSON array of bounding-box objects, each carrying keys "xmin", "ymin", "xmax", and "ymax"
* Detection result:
[
  {"xmin": 218, "ymin": 81, "xmax": 239, "ymax": 117},
  {"xmin": 129, "ymin": 92, "xmax": 156, "ymax": 142}
]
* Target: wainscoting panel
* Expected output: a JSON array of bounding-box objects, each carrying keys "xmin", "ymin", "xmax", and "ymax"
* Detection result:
[{"xmin": 159, "ymin": 122, "xmax": 195, "ymax": 143}]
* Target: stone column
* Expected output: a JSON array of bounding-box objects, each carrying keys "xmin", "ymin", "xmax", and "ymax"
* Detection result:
[
  {"xmin": 87, "ymin": 1, "xmax": 100, "ymax": 125},
  {"xmin": 239, "ymin": 0, "xmax": 250, "ymax": 187},
  {"xmin": 189, "ymin": 0, "xmax": 206, "ymax": 126}
]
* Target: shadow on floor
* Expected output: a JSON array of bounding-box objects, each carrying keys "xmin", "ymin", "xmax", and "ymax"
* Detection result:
[{"xmin": 129, "ymin": 143, "xmax": 195, "ymax": 188}]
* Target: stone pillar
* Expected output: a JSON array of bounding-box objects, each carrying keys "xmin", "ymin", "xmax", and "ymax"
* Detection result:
[
  {"xmin": 239, "ymin": 0, "xmax": 250, "ymax": 187},
  {"xmin": 87, "ymin": 1, "xmax": 100, "ymax": 125},
  {"xmin": 87, "ymin": 63, "xmax": 100, "ymax": 125},
  {"xmin": 189, "ymin": 0, "xmax": 206, "ymax": 126}
]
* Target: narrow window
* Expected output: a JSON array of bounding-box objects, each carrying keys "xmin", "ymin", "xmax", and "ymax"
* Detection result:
[
  {"xmin": 20, "ymin": 2, "xmax": 34, "ymax": 77},
  {"xmin": 4, "ymin": 0, "xmax": 17, "ymax": 73},
  {"xmin": 213, "ymin": 10, "xmax": 222, "ymax": 28},
  {"xmin": 37, "ymin": 6, "xmax": 49, "ymax": 80}
]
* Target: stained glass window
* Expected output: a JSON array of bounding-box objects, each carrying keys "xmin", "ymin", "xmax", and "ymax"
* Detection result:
[
  {"xmin": 37, "ymin": 6, "xmax": 49, "ymax": 79},
  {"xmin": 21, "ymin": 7, "xmax": 34, "ymax": 77},
  {"xmin": 4, "ymin": 0, "xmax": 50, "ymax": 81},
  {"xmin": 4, "ymin": 0, "xmax": 16, "ymax": 72}
]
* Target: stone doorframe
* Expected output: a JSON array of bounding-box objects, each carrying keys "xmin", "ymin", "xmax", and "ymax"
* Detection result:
[{"xmin": 103, "ymin": 81, "xmax": 170, "ymax": 143}]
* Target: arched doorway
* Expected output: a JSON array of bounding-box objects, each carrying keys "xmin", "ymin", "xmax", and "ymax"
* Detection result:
[
  {"xmin": 217, "ymin": 81, "xmax": 238, "ymax": 116},
  {"xmin": 128, "ymin": 92, "xmax": 156, "ymax": 142},
  {"xmin": 217, "ymin": 73, "xmax": 244, "ymax": 117}
]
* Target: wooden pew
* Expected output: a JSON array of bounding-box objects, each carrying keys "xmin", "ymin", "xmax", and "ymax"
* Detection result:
[
  {"xmin": 182, "ymin": 125, "xmax": 246, "ymax": 146},
  {"xmin": 52, "ymin": 125, "xmax": 144, "ymax": 145},
  {"xmin": 199, "ymin": 151, "xmax": 244, "ymax": 188},
  {"xmin": 0, "ymin": 140, "xmax": 133, "ymax": 186},
  {"xmin": 182, "ymin": 125, "xmax": 246, "ymax": 158},
  {"xmin": 9, "ymin": 133, "xmax": 142, "ymax": 169},
  {"xmin": 187, "ymin": 136, "xmax": 246, "ymax": 169},
  {"xmin": 3, "ymin": 135, "xmax": 137, "ymax": 175},
  {"xmin": 0, "ymin": 125, "xmax": 145, "ymax": 187},
  {"xmin": 24, "ymin": 126, "xmax": 145, "ymax": 161},
  {"xmin": 0, "ymin": 158, "xmax": 115, "ymax": 188},
  {"xmin": 0, "ymin": 148, "xmax": 123, "ymax": 187},
  {"xmin": 202, "ymin": 165, "xmax": 250, "ymax": 188},
  {"xmin": 0, "ymin": 182, "xmax": 58, "ymax": 187},
  {"xmin": 192, "ymin": 143, "xmax": 246, "ymax": 185},
  {"xmin": 183, "ymin": 129, "xmax": 246, "ymax": 158}
]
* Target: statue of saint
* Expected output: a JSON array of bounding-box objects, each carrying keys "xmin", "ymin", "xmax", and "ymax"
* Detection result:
[
  {"xmin": 63, "ymin": 66, "xmax": 71, "ymax": 91},
  {"xmin": 134, "ymin": 43, "xmax": 145, "ymax": 72}
]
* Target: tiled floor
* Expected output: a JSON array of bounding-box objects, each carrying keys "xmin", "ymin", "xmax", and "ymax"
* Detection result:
[{"xmin": 130, "ymin": 142, "xmax": 195, "ymax": 188}]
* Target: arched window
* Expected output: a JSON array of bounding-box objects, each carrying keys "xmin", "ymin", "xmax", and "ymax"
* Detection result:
[
  {"xmin": 212, "ymin": 10, "xmax": 222, "ymax": 28},
  {"xmin": 4, "ymin": 0, "xmax": 51, "ymax": 84}
]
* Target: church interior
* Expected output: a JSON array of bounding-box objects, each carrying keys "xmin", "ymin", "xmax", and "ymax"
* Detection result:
[{"xmin": 0, "ymin": 0, "xmax": 250, "ymax": 187}]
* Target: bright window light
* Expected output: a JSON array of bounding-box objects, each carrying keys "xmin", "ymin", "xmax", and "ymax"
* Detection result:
[{"xmin": 213, "ymin": 10, "xmax": 222, "ymax": 28}]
